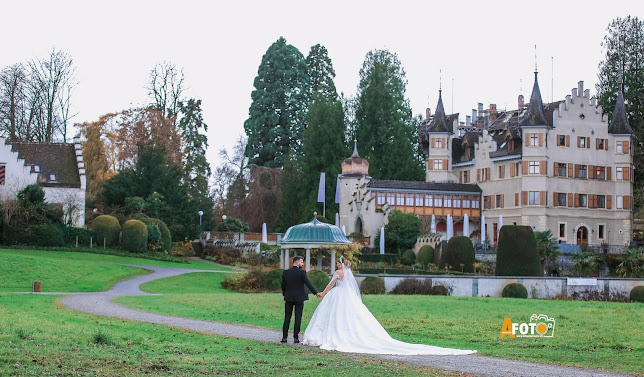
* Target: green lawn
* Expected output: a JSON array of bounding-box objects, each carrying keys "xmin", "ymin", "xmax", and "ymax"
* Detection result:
[
  {"xmin": 0, "ymin": 294, "xmax": 460, "ymax": 377},
  {"xmin": 0, "ymin": 249, "xmax": 231, "ymax": 292},
  {"xmin": 116, "ymin": 272, "xmax": 644, "ymax": 376}
]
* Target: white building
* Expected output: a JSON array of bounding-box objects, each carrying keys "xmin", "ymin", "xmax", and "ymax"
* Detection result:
[{"xmin": 0, "ymin": 136, "xmax": 86, "ymax": 227}]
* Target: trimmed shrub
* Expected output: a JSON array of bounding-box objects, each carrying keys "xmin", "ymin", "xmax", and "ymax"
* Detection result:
[
  {"xmin": 222, "ymin": 267, "xmax": 266, "ymax": 292},
  {"xmin": 91, "ymin": 215, "xmax": 121, "ymax": 247},
  {"xmin": 348, "ymin": 231, "xmax": 364, "ymax": 238},
  {"xmin": 390, "ymin": 278, "xmax": 431, "ymax": 295},
  {"xmin": 630, "ymin": 286, "xmax": 644, "ymax": 303},
  {"xmin": 502, "ymin": 283, "xmax": 528, "ymax": 298},
  {"xmin": 203, "ymin": 245, "xmax": 242, "ymax": 265},
  {"xmin": 121, "ymin": 219, "xmax": 148, "ymax": 253},
  {"xmin": 358, "ymin": 254, "xmax": 399, "ymax": 265},
  {"xmin": 430, "ymin": 285, "xmax": 449, "ymax": 296},
  {"xmin": 416, "ymin": 245, "xmax": 434, "ymax": 267},
  {"xmin": 146, "ymin": 224, "xmax": 161, "ymax": 245},
  {"xmin": 360, "ymin": 276, "xmax": 385, "ymax": 294},
  {"xmin": 171, "ymin": 241, "xmax": 195, "ymax": 257},
  {"xmin": 27, "ymin": 224, "xmax": 64, "ymax": 247},
  {"xmin": 445, "ymin": 236, "xmax": 475, "ymax": 273},
  {"xmin": 307, "ymin": 270, "xmax": 331, "ymax": 293},
  {"xmin": 265, "ymin": 269, "xmax": 283, "ymax": 291},
  {"xmin": 400, "ymin": 249, "xmax": 416, "ymax": 266},
  {"xmin": 59, "ymin": 226, "xmax": 95, "ymax": 246},
  {"xmin": 496, "ymin": 226, "xmax": 541, "ymax": 276},
  {"xmin": 138, "ymin": 218, "xmax": 172, "ymax": 252}
]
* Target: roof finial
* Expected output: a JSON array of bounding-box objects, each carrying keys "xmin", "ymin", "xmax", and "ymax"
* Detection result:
[
  {"xmin": 534, "ymin": 45, "xmax": 538, "ymax": 72},
  {"xmin": 439, "ymin": 69, "xmax": 442, "ymax": 91},
  {"xmin": 351, "ymin": 139, "xmax": 359, "ymax": 157}
]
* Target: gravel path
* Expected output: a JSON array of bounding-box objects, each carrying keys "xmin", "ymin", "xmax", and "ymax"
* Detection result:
[{"xmin": 49, "ymin": 264, "xmax": 635, "ymax": 377}]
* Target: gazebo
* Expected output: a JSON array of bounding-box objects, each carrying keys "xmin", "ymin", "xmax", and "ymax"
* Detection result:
[{"xmin": 279, "ymin": 213, "xmax": 353, "ymax": 274}]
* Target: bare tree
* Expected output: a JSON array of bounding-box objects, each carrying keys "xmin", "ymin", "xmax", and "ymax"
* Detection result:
[
  {"xmin": 27, "ymin": 48, "xmax": 77, "ymax": 142},
  {"xmin": 212, "ymin": 135, "xmax": 249, "ymax": 213},
  {"xmin": 0, "ymin": 64, "xmax": 28, "ymax": 140},
  {"xmin": 147, "ymin": 62, "xmax": 185, "ymax": 121}
]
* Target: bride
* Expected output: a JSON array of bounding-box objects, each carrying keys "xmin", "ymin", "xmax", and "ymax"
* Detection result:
[{"xmin": 302, "ymin": 256, "xmax": 476, "ymax": 355}]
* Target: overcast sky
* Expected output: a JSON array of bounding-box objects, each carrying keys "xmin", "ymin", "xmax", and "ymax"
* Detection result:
[{"xmin": 3, "ymin": 0, "xmax": 643, "ymax": 170}]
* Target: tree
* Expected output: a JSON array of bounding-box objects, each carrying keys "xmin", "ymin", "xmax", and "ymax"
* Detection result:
[
  {"xmin": 534, "ymin": 230, "xmax": 562, "ymax": 276},
  {"xmin": 306, "ymin": 44, "xmax": 337, "ymax": 99},
  {"xmin": 79, "ymin": 115, "xmax": 115, "ymax": 196},
  {"xmin": 0, "ymin": 64, "xmax": 28, "ymax": 140},
  {"xmin": 147, "ymin": 62, "xmax": 185, "ymax": 121},
  {"xmin": 178, "ymin": 98, "xmax": 211, "ymax": 195},
  {"xmin": 596, "ymin": 16, "xmax": 644, "ymax": 211},
  {"xmin": 272, "ymin": 154, "xmax": 308, "ymax": 232},
  {"xmin": 374, "ymin": 210, "xmax": 420, "ymax": 254},
  {"xmin": 354, "ymin": 49, "xmax": 424, "ymax": 181},
  {"xmin": 244, "ymin": 37, "xmax": 311, "ymax": 167},
  {"xmin": 213, "ymin": 135, "xmax": 249, "ymax": 215}
]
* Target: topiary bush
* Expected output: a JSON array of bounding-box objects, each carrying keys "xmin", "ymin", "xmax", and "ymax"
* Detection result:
[
  {"xmin": 430, "ymin": 285, "xmax": 449, "ymax": 296},
  {"xmin": 265, "ymin": 269, "xmax": 283, "ymax": 291},
  {"xmin": 307, "ymin": 270, "xmax": 331, "ymax": 293},
  {"xmin": 502, "ymin": 283, "xmax": 528, "ymax": 298},
  {"xmin": 121, "ymin": 219, "xmax": 148, "ymax": 253},
  {"xmin": 390, "ymin": 278, "xmax": 431, "ymax": 295},
  {"xmin": 400, "ymin": 249, "xmax": 416, "ymax": 266},
  {"xmin": 91, "ymin": 215, "xmax": 121, "ymax": 247},
  {"xmin": 360, "ymin": 276, "xmax": 385, "ymax": 294},
  {"xmin": 445, "ymin": 236, "xmax": 475, "ymax": 273},
  {"xmin": 138, "ymin": 218, "xmax": 172, "ymax": 252},
  {"xmin": 416, "ymin": 245, "xmax": 434, "ymax": 267},
  {"xmin": 496, "ymin": 226, "xmax": 541, "ymax": 276},
  {"xmin": 630, "ymin": 286, "xmax": 644, "ymax": 303},
  {"xmin": 59, "ymin": 226, "xmax": 95, "ymax": 246}
]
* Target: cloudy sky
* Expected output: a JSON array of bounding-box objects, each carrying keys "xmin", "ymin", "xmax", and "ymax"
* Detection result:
[{"xmin": 3, "ymin": 0, "xmax": 643, "ymax": 169}]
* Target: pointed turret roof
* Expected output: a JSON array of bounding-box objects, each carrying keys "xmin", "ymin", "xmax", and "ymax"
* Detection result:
[
  {"xmin": 608, "ymin": 88, "xmax": 634, "ymax": 135},
  {"xmin": 341, "ymin": 141, "xmax": 369, "ymax": 177},
  {"xmin": 427, "ymin": 90, "xmax": 452, "ymax": 133},
  {"xmin": 519, "ymin": 72, "xmax": 549, "ymax": 127}
]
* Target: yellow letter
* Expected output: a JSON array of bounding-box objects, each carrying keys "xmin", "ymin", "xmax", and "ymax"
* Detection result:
[{"xmin": 500, "ymin": 318, "xmax": 515, "ymax": 338}]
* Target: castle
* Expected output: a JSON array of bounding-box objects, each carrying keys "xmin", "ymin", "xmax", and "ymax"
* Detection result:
[{"xmin": 338, "ymin": 72, "xmax": 633, "ymax": 247}]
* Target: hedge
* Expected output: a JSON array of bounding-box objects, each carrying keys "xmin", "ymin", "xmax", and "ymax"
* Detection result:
[
  {"xmin": 59, "ymin": 226, "xmax": 96, "ymax": 246},
  {"xmin": 400, "ymin": 249, "xmax": 416, "ymax": 266},
  {"xmin": 121, "ymin": 219, "xmax": 148, "ymax": 253},
  {"xmin": 445, "ymin": 236, "xmax": 475, "ymax": 273},
  {"xmin": 390, "ymin": 278, "xmax": 431, "ymax": 295},
  {"xmin": 360, "ymin": 276, "xmax": 385, "ymax": 294},
  {"xmin": 137, "ymin": 218, "xmax": 172, "ymax": 252},
  {"xmin": 91, "ymin": 215, "xmax": 121, "ymax": 247},
  {"xmin": 502, "ymin": 283, "xmax": 528, "ymax": 298},
  {"xmin": 265, "ymin": 269, "xmax": 283, "ymax": 291},
  {"xmin": 496, "ymin": 225, "xmax": 541, "ymax": 276},
  {"xmin": 28, "ymin": 224, "xmax": 64, "ymax": 247},
  {"xmin": 630, "ymin": 286, "xmax": 644, "ymax": 303},
  {"xmin": 358, "ymin": 254, "xmax": 400, "ymax": 265}
]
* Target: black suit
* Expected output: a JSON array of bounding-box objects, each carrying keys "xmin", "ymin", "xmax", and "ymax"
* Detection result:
[{"xmin": 281, "ymin": 266, "xmax": 318, "ymax": 339}]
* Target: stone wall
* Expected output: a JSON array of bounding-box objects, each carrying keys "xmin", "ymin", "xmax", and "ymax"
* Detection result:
[{"xmin": 354, "ymin": 274, "xmax": 643, "ymax": 299}]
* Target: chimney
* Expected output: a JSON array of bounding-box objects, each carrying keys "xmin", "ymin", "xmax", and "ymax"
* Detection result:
[
  {"xmin": 489, "ymin": 104, "xmax": 498, "ymax": 123},
  {"xmin": 518, "ymin": 94, "xmax": 524, "ymax": 109},
  {"xmin": 478, "ymin": 103, "xmax": 484, "ymax": 112},
  {"xmin": 466, "ymin": 115, "xmax": 471, "ymax": 126},
  {"xmin": 489, "ymin": 104, "xmax": 497, "ymax": 113},
  {"xmin": 578, "ymin": 81, "xmax": 584, "ymax": 96},
  {"xmin": 472, "ymin": 109, "xmax": 477, "ymax": 123},
  {"xmin": 426, "ymin": 107, "xmax": 431, "ymax": 120}
]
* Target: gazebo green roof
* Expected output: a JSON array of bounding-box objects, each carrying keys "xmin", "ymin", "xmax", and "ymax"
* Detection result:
[{"xmin": 280, "ymin": 216, "xmax": 352, "ymax": 246}]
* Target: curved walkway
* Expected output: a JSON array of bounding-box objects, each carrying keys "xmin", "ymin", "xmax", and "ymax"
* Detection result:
[{"xmin": 49, "ymin": 264, "xmax": 634, "ymax": 377}]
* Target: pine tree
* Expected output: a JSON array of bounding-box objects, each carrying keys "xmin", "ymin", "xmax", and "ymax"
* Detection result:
[
  {"xmin": 596, "ymin": 16, "xmax": 644, "ymax": 211},
  {"xmin": 354, "ymin": 49, "xmax": 424, "ymax": 181},
  {"xmin": 306, "ymin": 44, "xmax": 337, "ymax": 99},
  {"xmin": 244, "ymin": 37, "xmax": 311, "ymax": 168}
]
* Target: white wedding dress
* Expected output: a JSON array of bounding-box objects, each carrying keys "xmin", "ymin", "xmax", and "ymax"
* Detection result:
[{"xmin": 302, "ymin": 264, "xmax": 476, "ymax": 355}]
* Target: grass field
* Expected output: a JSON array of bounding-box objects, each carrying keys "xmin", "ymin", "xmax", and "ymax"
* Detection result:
[
  {"xmin": 115, "ymin": 272, "xmax": 644, "ymax": 376},
  {"xmin": 0, "ymin": 248, "xmax": 231, "ymax": 293},
  {"xmin": 0, "ymin": 294, "xmax": 462, "ymax": 377}
]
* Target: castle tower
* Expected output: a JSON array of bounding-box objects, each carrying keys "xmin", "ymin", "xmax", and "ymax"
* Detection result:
[
  {"xmin": 425, "ymin": 90, "xmax": 454, "ymax": 182},
  {"xmin": 338, "ymin": 142, "xmax": 370, "ymax": 235}
]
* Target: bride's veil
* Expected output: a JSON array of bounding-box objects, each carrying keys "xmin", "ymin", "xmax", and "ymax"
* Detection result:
[{"xmin": 340, "ymin": 257, "xmax": 362, "ymax": 302}]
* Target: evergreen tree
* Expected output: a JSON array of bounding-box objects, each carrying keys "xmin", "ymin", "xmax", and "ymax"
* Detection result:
[
  {"xmin": 354, "ymin": 49, "xmax": 424, "ymax": 181},
  {"xmin": 244, "ymin": 37, "xmax": 311, "ymax": 168},
  {"xmin": 178, "ymin": 98, "xmax": 211, "ymax": 195},
  {"xmin": 272, "ymin": 154, "xmax": 308, "ymax": 232},
  {"xmin": 596, "ymin": 16, "xmax": 644, "ymax": 212},
  {"xmin": 306, "ymin": 44, "xmax": 337, "ymax": 99}
]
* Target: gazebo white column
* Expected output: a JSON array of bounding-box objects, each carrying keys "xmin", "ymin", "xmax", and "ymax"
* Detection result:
[
  {"xmin": 330, "ymin": 249, "xmax": 336, "ymax": 275},
  {"xmin": 305, "ymin": 248, "xmax": 311, "ymax": 272},
  {"xmin": 284, "ymin": 249, "xmax": 290, "ymax": 270},
  {"xmin": 317, "ymin": 251, "xmax": 322, "ymax": 270},
  {"xmin": 280, "ymin": 249, "xmax": 284, "ymax": 269}
]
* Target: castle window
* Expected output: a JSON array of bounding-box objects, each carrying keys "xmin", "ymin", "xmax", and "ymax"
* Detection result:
[
  {"xmin": 557, "ymin": 135, "xmax": 566, "ymax": 146},
  {"xmin": 396, "ymin": 193, "xmax": 404, "ymax": 206},
  {"xmin": 529, "ymin": 133, "xmax": 539, "ymax": 146},
  {"xmin": 616, "ymin": 141, "xmax": 625, "ymax": 154},
  {"xmin": 528, "ymin": 191, "xmax": 540, "ymax": 205},
  {"xmin": 405, "ymin": 193, "xmax": 414, "ymax": 206},
  {"xmin": 425, "ymin": 194, "xmax": 433, "ymax": 207},
  {"xmin": 495, "ymin": 194, "xmax": 503, "ymax": 208},
  {"xmin": 463, "ymin": 170, "xmax": 470, "ymax": 183},
  {"xmin": 616, "ymin": 167, "xmax": 623, "ymax": 180},
  {"xmin": 435, "ymin": 195, "xmax": 443, "ymax": 207},
  {"xmin": 444, "ymin": 196, "xmax": 452, "ymax": 208},
  {"xmin": 578, "ymin": 136, "xmax": 587, "ymax": 148},
  {"xmin": 453, "ymin": 197, "xmax": 461, "ymax": 208},
  {"xmin": 376, "ymin": 193, "xmax": 385, "ymax": 205},
  {"xmin": 415, "ymin": 194, "xmax": 423, "ymax": 207},
  {"xmin": 462, "ymin": 198, "xmax": 470, "ymax": 208},
  {"xmin": 483, "ymin": 196, "xmax": 490, "ymax": 209},
  {"xmin": 387, "ymin": 193, "xmax": 395, "ymax": 204},
  {"xmin": 557, "ymin": 163, "xmax": 567, "ymax": 177},
  {"xmin": 578, "ymin": 194, "xmax": 588, "ymax": 207},
  {"xmin": 433, "ymin": 159, "xmax": 443, "ymax": 170},
  {"xmin": 559, "ymin": 223, "xmax": 566, "ymax": 238},
  {"xmin": 617, "ymin": 195, "xmax": 623, "ymax": 209},
  {"xmin": 557, "ymin": 193, "xmax": 567, "ymax": 206},
  {"xmin": 472, "ymin": 197, "xmax": 480, "ymax": 208},
  {"xmin": 598, "ymin": 225, "xmax": 605, "ymax": 239},
  {"xmin": 595, "ymin": 166, "xmax": 605, "ymax": 180},
  {"xmin": 596, "ymin": 195, "xmax": 606, "ymax": 209},
  {"xmin": 597, "ymin": 139, "xmax": 605, "ymax": 150},
  {"xmin": 578, "ymin": 165, "xmax": 587, "ymax": 179},
  {"xmin": 528, "ymin": 161, "xmax": 539, "ymax": 174},
  {"xmin": 435, "ymin": 138, "xmax": 443, "ymax": 148}
]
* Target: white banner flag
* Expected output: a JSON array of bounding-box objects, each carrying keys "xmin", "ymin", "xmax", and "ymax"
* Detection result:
[
  {"xmin": 335, "ymin": 176, "xmax": 340, "ymax": 204},
  {"xmin": 317, "ymin": 172, "xmax": 325, "ymax": 203}
]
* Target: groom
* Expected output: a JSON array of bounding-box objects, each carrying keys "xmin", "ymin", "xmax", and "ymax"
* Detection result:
[{"xmin": 281, "ymin": 256, "xmax": 321, "ymax": 343}]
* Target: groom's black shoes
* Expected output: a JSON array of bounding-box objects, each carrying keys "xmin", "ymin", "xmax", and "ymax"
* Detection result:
[
  {"xmin": 280, "ymin": 338, "xmax": 288, "ymax": 343},
  {"xmin": 294, "ymin": 337, "xmax": 300, "ymax": 344}
]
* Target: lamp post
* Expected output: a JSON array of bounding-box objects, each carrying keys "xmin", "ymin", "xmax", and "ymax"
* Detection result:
[{"xmin": 198, "ymin": 210, "xmax": 203, "ymax": 228}]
